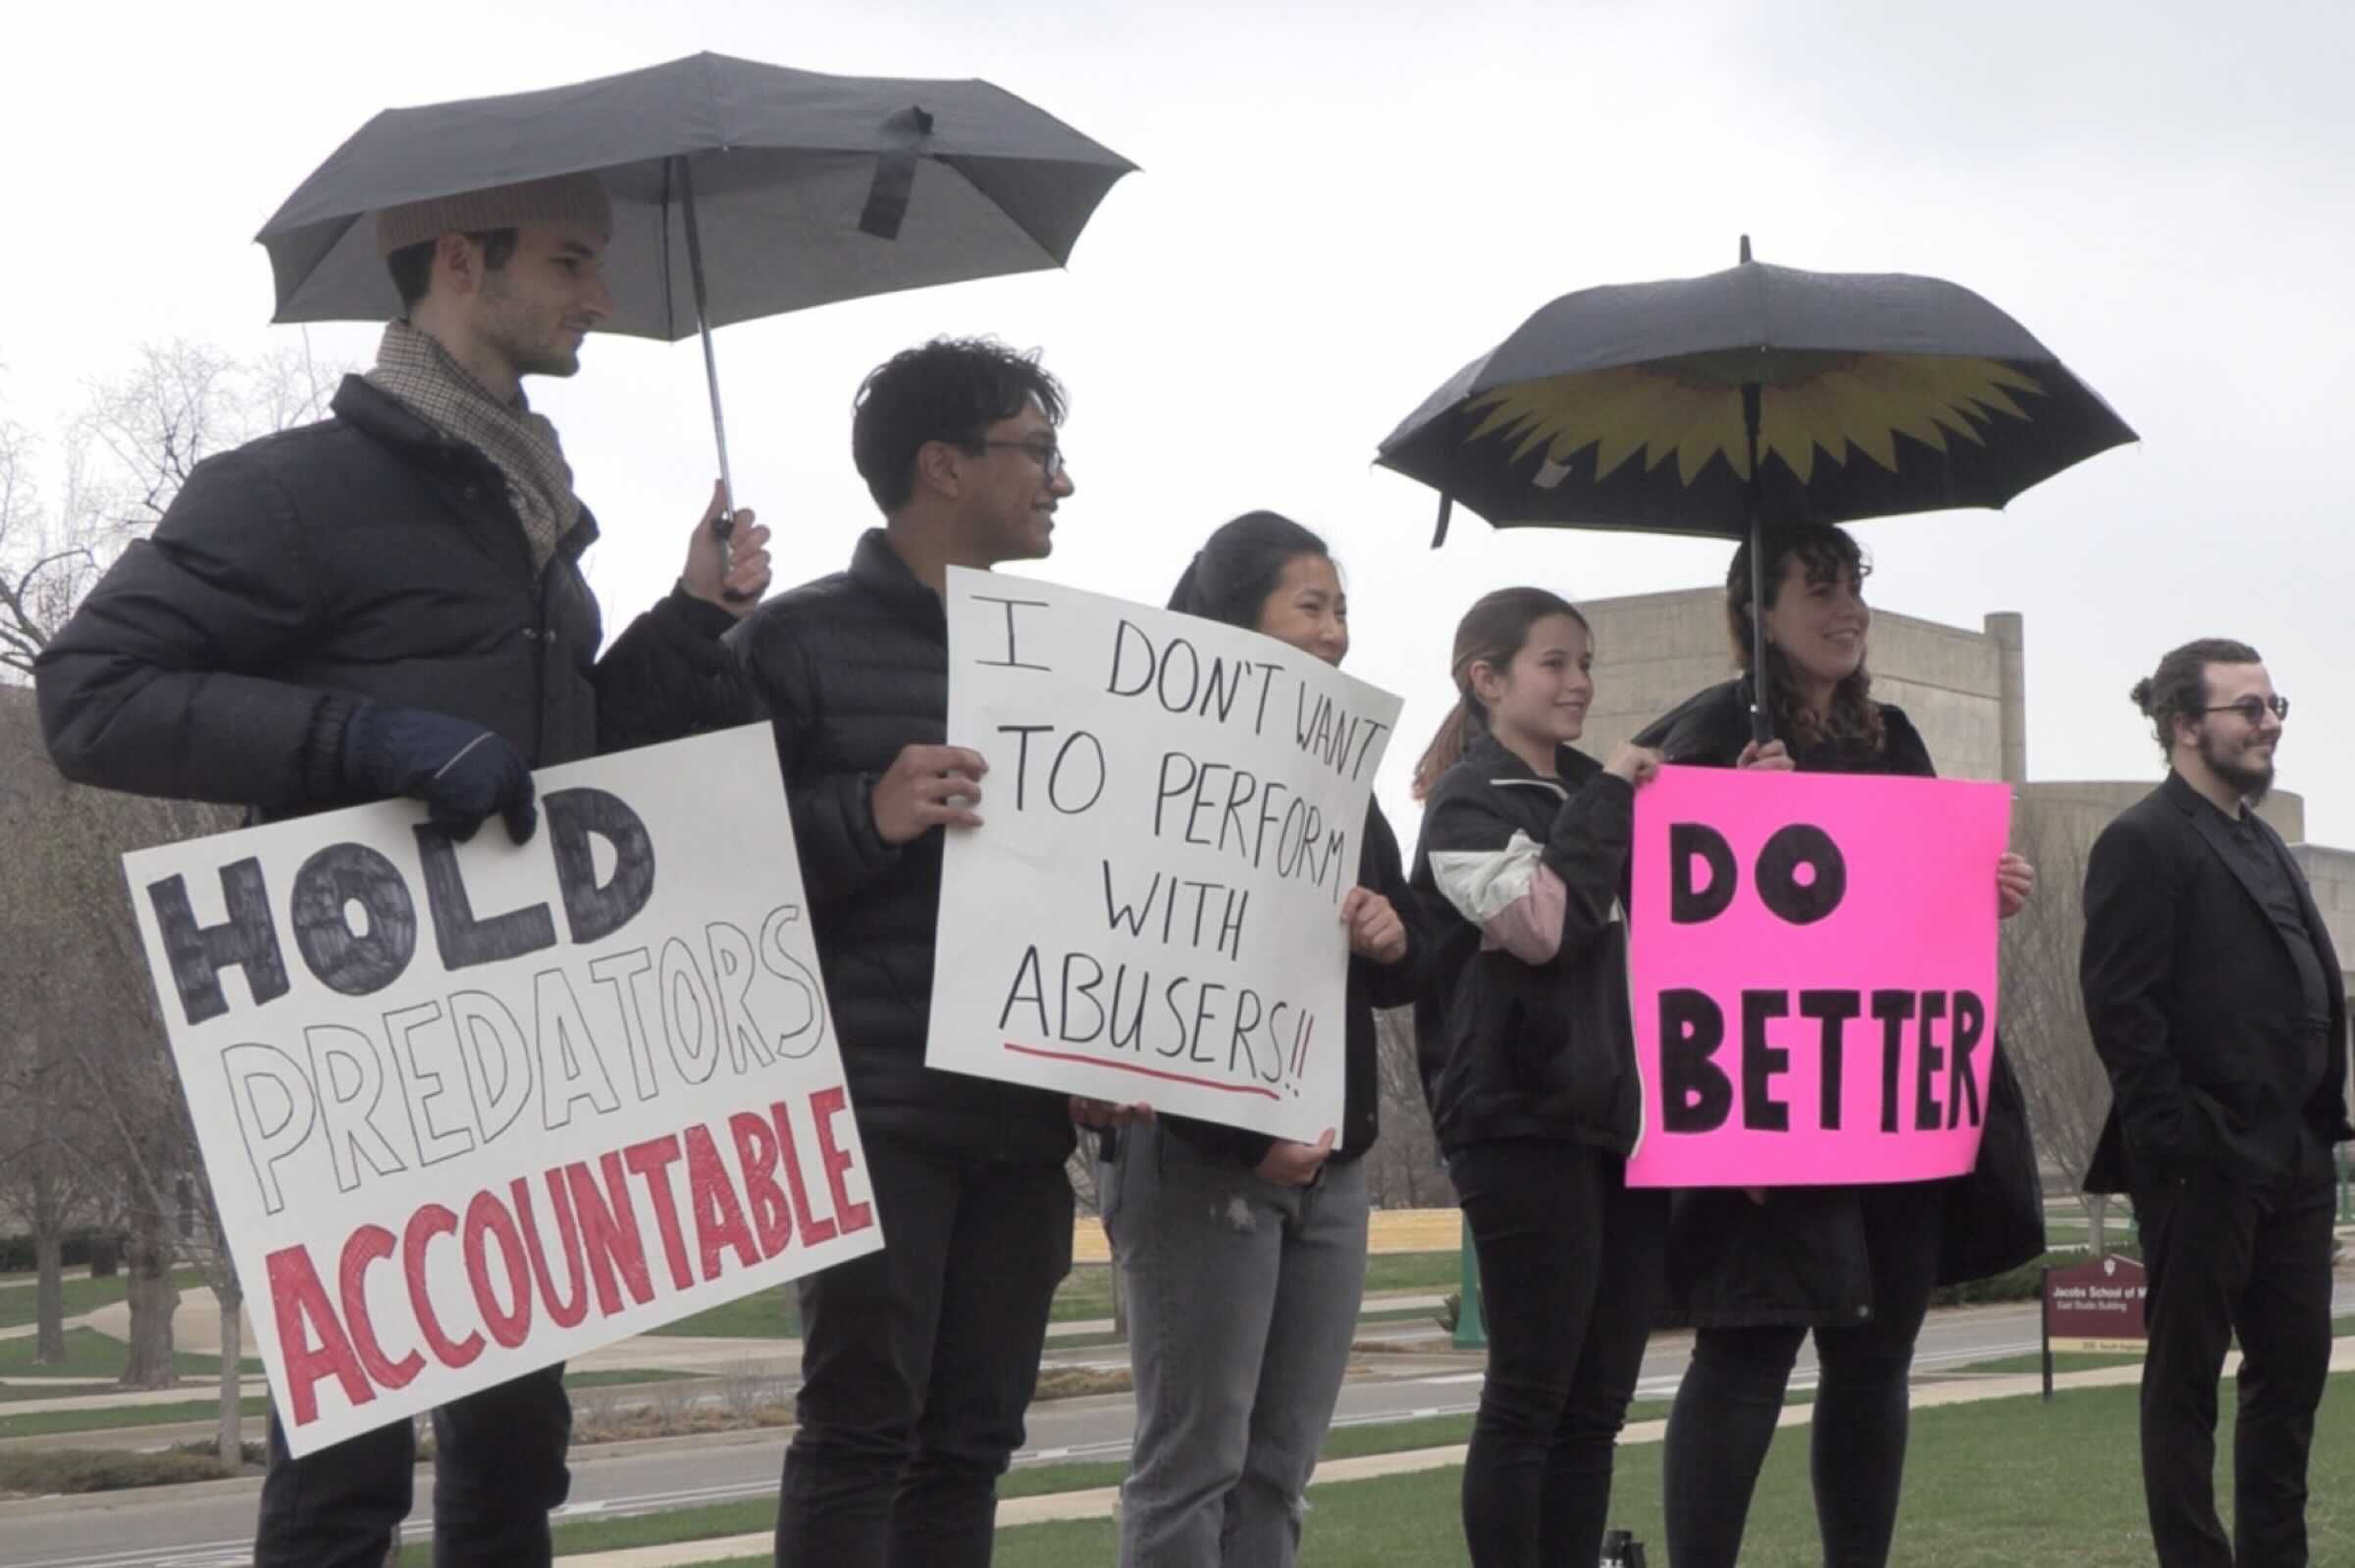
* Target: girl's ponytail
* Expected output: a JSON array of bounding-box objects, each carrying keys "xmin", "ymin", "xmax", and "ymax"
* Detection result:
[{"xmin": 1412, "ymin": 693, "xmax": 1484, "ymax": 801}]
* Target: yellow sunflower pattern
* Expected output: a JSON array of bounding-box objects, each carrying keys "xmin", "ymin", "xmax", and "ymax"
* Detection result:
[{"xmin": 1464, "ymin": 353, "xmax": 2048, "ymax": 488}]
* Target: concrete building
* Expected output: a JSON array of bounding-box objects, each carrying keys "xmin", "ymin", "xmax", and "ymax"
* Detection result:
[{"xmin": 1575, "ymin": 587, "xmax": 2355, "ymax": 986}]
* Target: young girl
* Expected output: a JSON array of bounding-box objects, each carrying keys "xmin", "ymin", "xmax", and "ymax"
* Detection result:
[
  {"xmin": 1098, "ymin": 511, "xmax": 1422, "ymax": 1568},
  {"xmin": 1636, "ymin": 520, "xmax": 2042, "ymax": 1568},
  {"xmin": 1408, "ymin": 587, "xmax": 1667, "ymax": 1568}
]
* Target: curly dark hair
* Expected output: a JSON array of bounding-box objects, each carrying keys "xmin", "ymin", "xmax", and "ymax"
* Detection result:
[
  {"xmin": 1726, "ymin": 521, "xmax": 1885, "ymax": 755},
  {"xmin": 851, "ymin": 337, "xmax": 1067, "ymax": 514},
  {"xmin": 2131, "ymin": 638, "xmax": 2263, "ymax": 758}
]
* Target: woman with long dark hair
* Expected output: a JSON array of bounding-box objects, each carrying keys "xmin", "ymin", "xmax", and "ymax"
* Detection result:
[
  {"xmin": 1095, "ymin": 511, "xmax": 1423, "ymax": 1568},
  {"xmin": 1637, "ymin": 520, "xmax": 2046, "ymax": 1568},
  {"xmin": 1407, "ymin": 586, "xmax": 1667, "ymax": 1568}
]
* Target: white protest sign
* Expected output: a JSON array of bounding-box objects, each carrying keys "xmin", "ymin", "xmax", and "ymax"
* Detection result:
[
  {"xmin": 124, "ymin": 724, "xmax": 879, "ymax": 1456},
  {"xmin": 928, "ymin": 568, "xmax": 1403, "ymax": 1143}
]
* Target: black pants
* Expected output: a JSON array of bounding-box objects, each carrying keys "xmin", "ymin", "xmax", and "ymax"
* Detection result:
[
  {"xmin": 253, "ymin": 1364, "xmax": 571, "ymax": 1568},
  {"xmin": 2134, "ymin": 1145, "xmax": 2336, "ymax": 1568},
  {"xmin": 1661, "ymin": 1180, "xmax": 1943, "ymax": 1568},
  {"xmin": 773, "ymin": 1134, "xmax": 1074, "ymax": 1568},
  {"xmin": 1449, "ymin": 1139, "xmax": 1666, "ymax": 1568}
]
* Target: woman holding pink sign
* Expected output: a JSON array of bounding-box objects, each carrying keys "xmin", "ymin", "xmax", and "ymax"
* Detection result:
[
  {"xmin": 1636, "ymin": 520, "xmax": 2045, "ymax": 1568},
  {"xmin": 1094, "ymin": 511, "xmax": 1424, "ymax": 1568},
  {"xmin": 1406, "ymin": 586, "xmax": 1670, "ymax": 1568}
]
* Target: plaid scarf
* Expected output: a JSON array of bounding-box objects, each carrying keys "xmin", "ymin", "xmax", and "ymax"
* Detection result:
[{"xmin": 366, "ymin": 321, "xmax": 578, "ymax": 573}]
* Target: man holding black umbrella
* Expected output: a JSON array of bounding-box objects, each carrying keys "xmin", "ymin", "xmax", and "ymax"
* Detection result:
[{"xmin": 34, "ymin": 173, "xmax": 773, "ymax": 1568}]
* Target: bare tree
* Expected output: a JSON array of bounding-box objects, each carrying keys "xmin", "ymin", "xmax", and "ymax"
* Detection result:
[
  {"xmin": 0, "ymin": 1021, "xmax": 101, "ymax": 1367},
  {"xmin": 1056, "ymin": 1139, "xmax": 1118, "ymax": 1337},
  {"xmin": 2, "ymin": 691, "xmax": 234, "ymax": 1362},
  {"xmin": 0, "ymin": 340, "xmax": 340, "ymax": 1453},
  {"xmin": 1, "ymin": 341, "xmax": 340, "ymax": 676},
  {"xmin": 1361, "ymin": 1008, "xmax": 1452, "ymax": 1212},
  {"xmin": 0, "ymin": 409, "xmax": 98, "ymax": 679},
  {"xmin": 2000, "ymin": 808, "xmax": 2120, "ymax": 1253}
]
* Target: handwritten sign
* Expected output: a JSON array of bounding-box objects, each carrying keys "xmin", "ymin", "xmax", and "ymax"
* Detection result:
[
  {"xmin": 1625, "ymin": 765, "xmax": 2011, "ymax": 1187},
  {"xmin": 927, "ymin": 568, "xmax": 1402, "ymax": 1143},
  {"xmin": 124, "ymin": 725, "xmax": 879, "ymax": 1456}
]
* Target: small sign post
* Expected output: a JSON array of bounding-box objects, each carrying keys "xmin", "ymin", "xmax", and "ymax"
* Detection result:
[{"xmin": 2040, "ymin": 1253, "xmax": 2149, "ymax": 1400}]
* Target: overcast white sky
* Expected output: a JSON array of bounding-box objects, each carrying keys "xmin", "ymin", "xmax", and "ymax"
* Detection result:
[{"xmin": 5, "ymin": 0, "xmax": 2351, "ymax": 841}]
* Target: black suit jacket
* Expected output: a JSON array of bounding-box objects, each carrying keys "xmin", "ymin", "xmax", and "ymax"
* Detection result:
[{"xmin": 2080, "ymin": 771, "xmax": 2354, "ymax": 1193}]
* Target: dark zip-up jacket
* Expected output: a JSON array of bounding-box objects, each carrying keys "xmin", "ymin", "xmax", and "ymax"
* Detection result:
[
  {"xmin": 1157, "ymin": 800, "xmax": 1428, "ymax": 1171},
  {"xmin": 2081, "ymin": 770, "xmax": 2353, "ymax": 1194},
  {"xmin": 35, "ymin": 376, "xmax": 745, "ymax": 816},
  {"xmin": 1636, "ymin": 677, "xmax": 2045, "ymax": 1327},
  {"xmin": 727, "ymin": 530, "xmax": 1073, "ymax": 1165},
  {"xmin": 1409, "ymin": 734, "xmax": 1643, "ymax": 1155}
]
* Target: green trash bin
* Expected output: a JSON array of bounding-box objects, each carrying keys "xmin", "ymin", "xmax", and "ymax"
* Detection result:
[{"xmin": 1454, "ymin": 1218, "xmax": 1488, "ymax": 1350}]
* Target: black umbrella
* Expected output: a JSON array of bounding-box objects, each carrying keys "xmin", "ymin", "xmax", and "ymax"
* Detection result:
[
  {"xmin": 1376, "ymin": 238, "xmax": 2136, "ymax": 739},
  {"xmin": 258, "ymin": 51, "xmax": 1135, "ymax": 540}
]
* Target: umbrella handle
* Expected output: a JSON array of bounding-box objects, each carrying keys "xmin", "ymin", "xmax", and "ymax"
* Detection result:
[
  {"xmin": 1744, "ymin": 382, "xmax": 1772, "ymax": 746},
  {"xmin": 675, "ymin": 154, "xmax": 752, "ymax": 603}
]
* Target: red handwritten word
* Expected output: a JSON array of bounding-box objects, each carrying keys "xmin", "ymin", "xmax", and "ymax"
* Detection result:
[{"xmin": 266, "ymin": 1089, "xmax": 871, "ymax": 1428}]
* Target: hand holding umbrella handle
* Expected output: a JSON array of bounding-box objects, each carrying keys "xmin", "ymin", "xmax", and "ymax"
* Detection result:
[{"xmin": 709, "ymin": 498, "xmax": 754, "ymax": 604}]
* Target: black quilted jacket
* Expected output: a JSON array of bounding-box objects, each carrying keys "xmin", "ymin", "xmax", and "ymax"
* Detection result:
[
  {"xmin": 36, "ymin": 375, "xmax": 746, "ymax": 818},
  {"xmin": 727, "ymin": 530, "xmax": 1075, "ymax": 1164}
]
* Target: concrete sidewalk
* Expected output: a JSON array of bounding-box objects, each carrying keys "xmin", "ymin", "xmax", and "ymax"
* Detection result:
[{"xmin": 555, "ymin": 1333, "xmax": 2355, "ymax": 1568}]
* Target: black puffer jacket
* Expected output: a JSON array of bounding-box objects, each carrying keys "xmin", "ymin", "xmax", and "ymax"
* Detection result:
[
  {"xmin": 1409, "ymin": 735, "xmax": 1644, "ymax": 1156},
  {"xmin": 35, "ymin": 376, "xmax": 746, "ymax": 816},
  {"xmin": 727, "ymin": 531, "xmax": 1073, "ymax": 1164},
  {"xmin": 1636, "ymin": 678, "xmax": 2045, "ymax": 1327}
]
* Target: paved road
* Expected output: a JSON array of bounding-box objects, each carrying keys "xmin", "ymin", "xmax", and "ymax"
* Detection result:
[{"xmin": 6, "ymin": 1293, "xmax": 2346, "ymax": 1568}]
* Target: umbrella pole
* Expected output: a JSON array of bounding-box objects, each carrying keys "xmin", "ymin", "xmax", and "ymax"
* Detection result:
[
  {"xmin": 1743, "ymin": 381, "xmax": 1771, "ymax": 745},
  {"xmin": 674, "ymin": 154, "xmax": 750, "ymax": 602}
]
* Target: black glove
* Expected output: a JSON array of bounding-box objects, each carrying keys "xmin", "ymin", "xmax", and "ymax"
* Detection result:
[{"xmin": 341, "ymin": 704, "xmax": 538, "ymax": 845}]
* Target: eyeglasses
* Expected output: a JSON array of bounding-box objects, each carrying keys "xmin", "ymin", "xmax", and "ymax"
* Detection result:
[
  {"xmin": 2200, "ymin": 695, "xmax": 2289, "ymax": 723},
  {"xmin": 969, "ymin": 438, "xmax": 1066, "ymax": 477}
]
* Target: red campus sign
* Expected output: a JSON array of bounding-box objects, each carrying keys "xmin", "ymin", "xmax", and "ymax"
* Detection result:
[{"xmin": 2044, "ymin": 1254, "xmax": 2148, "ymax": 1352}]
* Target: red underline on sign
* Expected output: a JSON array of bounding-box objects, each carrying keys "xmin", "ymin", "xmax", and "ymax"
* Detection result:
[{"xmin": 1002, "ymin": 1042, "xmax": 1282, "ymax": 1100}]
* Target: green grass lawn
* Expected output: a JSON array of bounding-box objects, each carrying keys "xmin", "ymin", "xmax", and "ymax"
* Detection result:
[
  {"xmin": 651, "ymin": 1254, "xmax": 1463, "ymax": 1339},
  {"xmin": 0, "ymin": 1268, "xmax": 208, "ymax": 1331},
  {"xmin": 419, "ymin": 1404, "xmax": 1684, "ymax": 1563},
  {"xmin": 668, "ymin": 1374, "xmax": 2340, "ymax": 1568},
  {"xmin": 0, "ymin": 1395, "xmax": 272, "ymax": 1438},
  {"xmin": 1950, "ymin": 1309, "xmax": 2355, "ymax": 1381},
  {"xmin": 1947, "ymin": 1350, "xmax": 2145, "ymax": 1378},
  {"xmin": 0, "ymin": 1328, "xmax": 263, "ymax": 1385},
  {"xmin": 595, "ymin": 1370, "xmax": 2355, "ymax": 1568},
  {"xmin": 0, "ymin": 1381, "xmax": 119, "ymax": 1405},
  {"xmin": 0, "ymin": 1368, "xmax": 703, "ymax": 1440}
]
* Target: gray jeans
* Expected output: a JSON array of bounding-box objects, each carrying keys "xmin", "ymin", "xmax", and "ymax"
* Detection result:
[{"xmin": 1102, "ymin": 1120, "xmax": 1371, "ymax": 1568}]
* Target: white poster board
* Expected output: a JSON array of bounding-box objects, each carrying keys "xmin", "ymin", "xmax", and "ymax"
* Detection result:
[
  {"xmin": 927, "ymin": 569, "xmax": 1403, "ymax": 1144},
  {"xmin": 125, "ymin": 724, "xmax": 879, "ymax": 1455}
]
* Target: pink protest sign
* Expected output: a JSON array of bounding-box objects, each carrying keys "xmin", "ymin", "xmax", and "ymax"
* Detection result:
[{"xmin": 1624, "ymin": 765, "xmax": 2011, "ymax": 1188}]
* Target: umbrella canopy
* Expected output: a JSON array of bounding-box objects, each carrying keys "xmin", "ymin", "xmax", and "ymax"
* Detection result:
[
  {"xmin": 1376, "ymin": 244, "xmax": 2136, "ymax": 546},
  {"xmin": 257, "ymin": 51, "xmax": 1136, "ymax": 339}
]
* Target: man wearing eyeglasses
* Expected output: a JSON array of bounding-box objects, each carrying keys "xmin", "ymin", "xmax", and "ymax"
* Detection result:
[
  {"xmin": 730, "ymin": 337, "xmax": 1077, "ymax": 1567},
  {"xmin": 2079, "ymin": 637, "xmax": 2349, "ymax": 1568}
]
